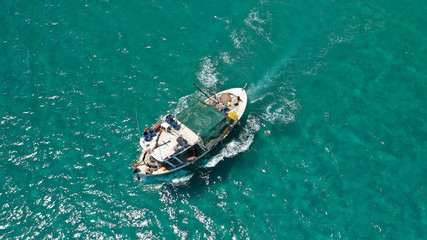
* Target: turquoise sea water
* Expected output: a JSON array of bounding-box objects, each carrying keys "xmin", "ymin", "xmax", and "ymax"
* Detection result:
[{"xmin": 1, "ymin": 0, "xmax": 427, "ymax": 238}]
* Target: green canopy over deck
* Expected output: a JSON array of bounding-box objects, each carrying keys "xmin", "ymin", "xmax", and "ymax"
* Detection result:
[{"xmin": 177, "ymin": 101, "xmax": 228, "ymax": 147}]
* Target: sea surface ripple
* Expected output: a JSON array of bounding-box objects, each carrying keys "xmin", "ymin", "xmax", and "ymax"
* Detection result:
[{"xmin": 1, "ymin": 0, "xmax": 426, "ymax": 239}]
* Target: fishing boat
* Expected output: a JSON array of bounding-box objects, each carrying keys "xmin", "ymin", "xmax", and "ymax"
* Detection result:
[{"xmin": 132, "ymin": 84, "xmax": 248, "ymax": 180}]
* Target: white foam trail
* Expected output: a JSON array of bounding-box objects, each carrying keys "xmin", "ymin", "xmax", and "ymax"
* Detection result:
[
  {"xmin": 196, "ymin": 57, "xmax": 220, "ymax": 88},
  {"xmin": 220, "ymin": 52, "xmax": 234, "ymax": 65},
  {"xmin": 172, "ymin": 92, "xmax": 200, "ymax": 115},
  {"xmin": 253, "ymin": 83, "xmax": 299, "ymax": 125},
  {"xmin": 203, "ymin": 114, "xmax": 261, "ymax": 168},
  {"xmin": 170, "ymin": 173, "xmax": 194, "ymax": 185},
  {"xmin": 244, "ymin": 9, "xmax": 272, "ymax": 42},
  {"xmin": 261, "ymin": 97, "xmax": 299, "ymax": 124},
  {"xmin": 230, "ymin": 29, "xmax": 249, "ymax": 49},
  {"xmin": 141, "ymin": 171, "xmax": 194, "ymax": 186}
]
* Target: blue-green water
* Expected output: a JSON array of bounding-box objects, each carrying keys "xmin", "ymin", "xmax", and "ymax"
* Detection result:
[{"xmin": 1, "ymin": 0, "xmax": 426, "ymax": 238}]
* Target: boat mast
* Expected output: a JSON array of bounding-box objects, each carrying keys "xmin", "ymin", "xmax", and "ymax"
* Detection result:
[
  {"xmin": 192, "ymin": 83, "xmax": 220, "ymax": 105},
  {"xmin": 135, "ymin": 106, "xmax": 142, "ymax": 137},
  {"xmin": 192, "ymin": 83, "xmax": 211, "ymax": 99}
]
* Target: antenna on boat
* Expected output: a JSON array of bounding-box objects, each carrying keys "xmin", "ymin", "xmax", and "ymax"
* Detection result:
[
  {"xmin": 135, "ymin": 106, "xmax": 142, "ymax": 137},
  {"xmin": 193, "ymin": 83, "xmax": 220, "ymax": 106},
  {"xmin": 192, "ymin": 83, "xmax": 211, "ymax": 99}
]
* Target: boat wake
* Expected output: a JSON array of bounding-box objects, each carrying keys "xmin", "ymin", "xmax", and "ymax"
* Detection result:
[
  {"xmin": 247, "ymin": 35, "xmax": 303, "ymax": 104},
  {"xmin": 202, "ymin": 114, "xmax": 260, "ymax": 168},
  {"xmin": 244, "ymin": 39, "xmax": 301, "ymax": 125}
]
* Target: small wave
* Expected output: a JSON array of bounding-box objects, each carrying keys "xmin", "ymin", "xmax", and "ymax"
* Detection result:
[{"xmin": 203, "ymin": 114, "xmax": 261, "ymax": 168}]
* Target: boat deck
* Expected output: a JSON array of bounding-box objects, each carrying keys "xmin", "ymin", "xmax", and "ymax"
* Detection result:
[
  {"xmin": 207, "ymin": 88, "xmax": 248, "ymax": 121},
  {"xmin": 140, "ymin": 120, "xmax": 199, "ymax": 162}
]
